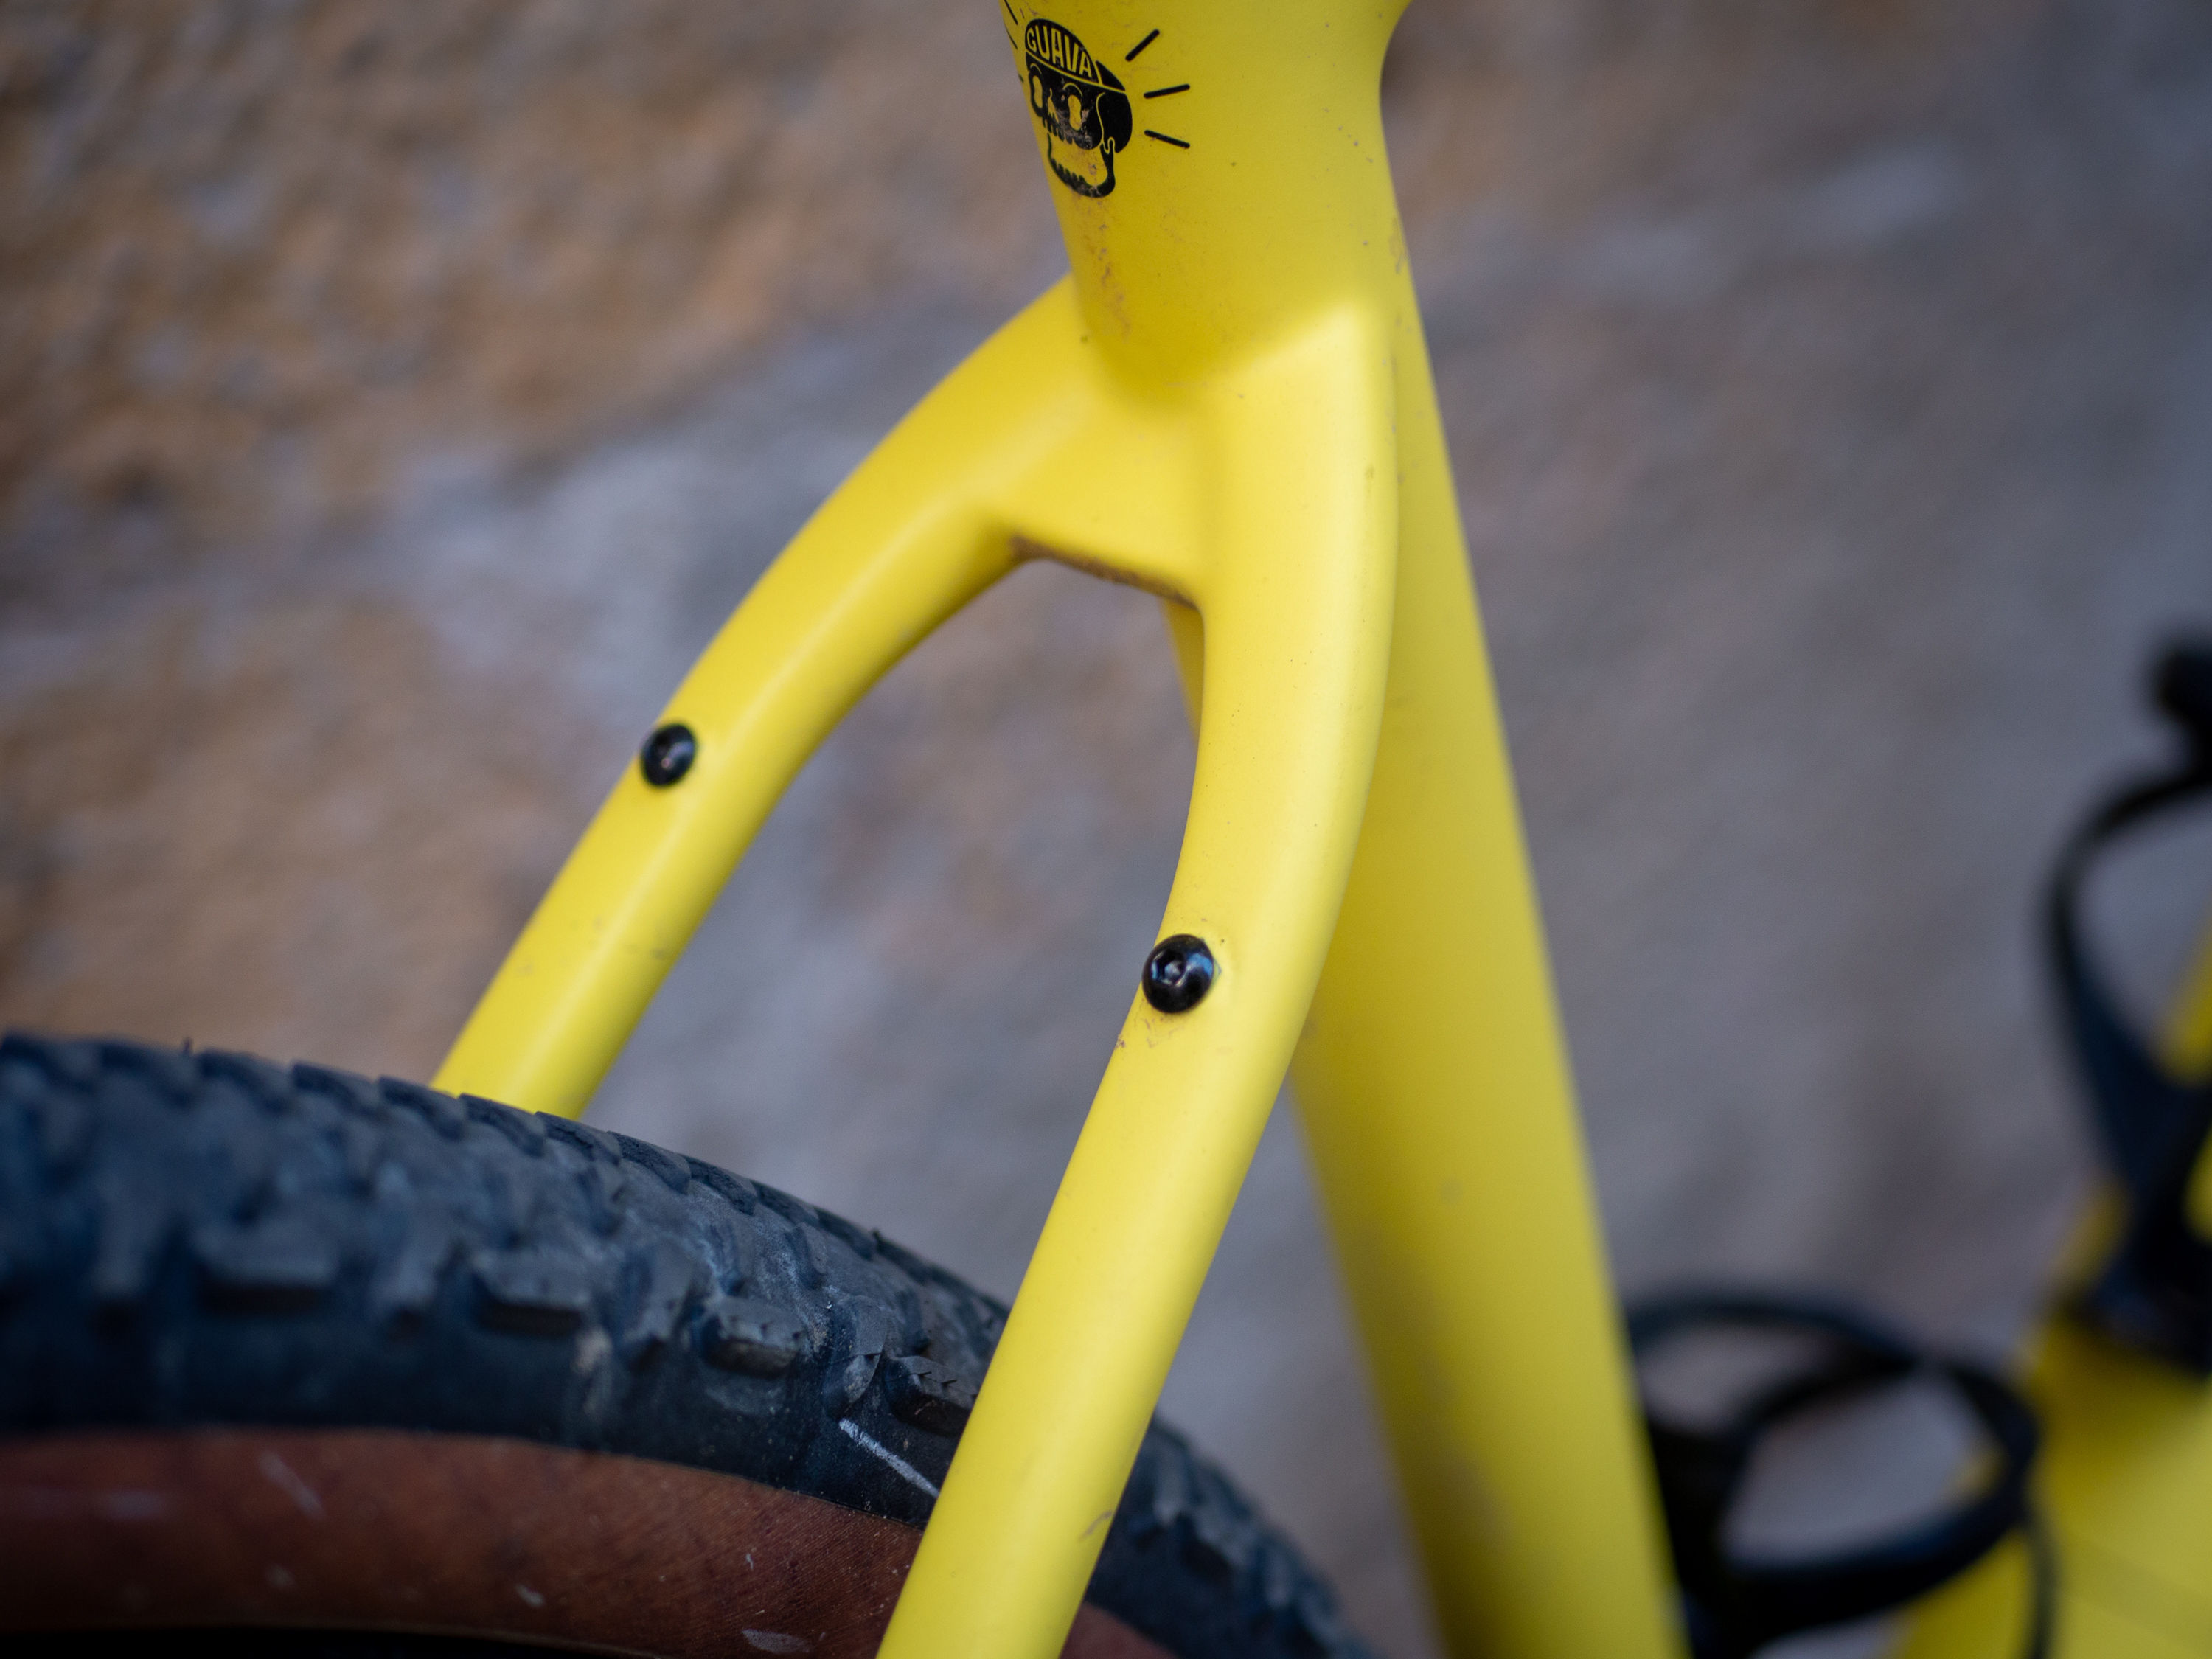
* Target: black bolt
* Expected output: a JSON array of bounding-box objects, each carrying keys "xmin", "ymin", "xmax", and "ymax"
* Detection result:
[
  {"xmin": 639, "ymin": 723, "xmax": 698, "ymax": 787},
  {"xmin": 1142, "ymin": 934, "xmax": 1216, "ymax": 1013}
]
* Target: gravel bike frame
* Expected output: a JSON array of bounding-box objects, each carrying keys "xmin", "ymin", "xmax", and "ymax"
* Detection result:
[{"xmin": 430, "ymin": 3, "xmax": 2212, "ymax": 1656}]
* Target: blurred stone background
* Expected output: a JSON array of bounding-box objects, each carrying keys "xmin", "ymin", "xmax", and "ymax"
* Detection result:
[{"xmin": 4, "ymin": 1, "xmax": 2211, "ymax": 1654}]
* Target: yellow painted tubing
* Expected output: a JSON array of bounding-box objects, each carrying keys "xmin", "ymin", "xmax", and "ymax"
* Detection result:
[
  {"xmin": 880, "ymin": 304, "xmax": 1398, "ymax": 1658},
  {"xmin": 435, "ymin": 285, "xmax": 1164, "ymax": 1116},
  {"xmin": 1290, "ymin": 314, "xmax": 1680, "ymax": 1657},
  {"xmin": 440, "ymin": 2, "xmax": 1685, "ymax": 1655}
]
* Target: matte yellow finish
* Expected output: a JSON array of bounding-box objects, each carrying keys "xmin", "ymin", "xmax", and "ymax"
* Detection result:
[
  {"xmin": 1894, "ymin": 1322, "xmax": 2212, "ymax": 1658},
  {"xmin": 441, "ymin": 4, "xmax": 1680, "ymax": 1656},
  {"xmin": 882, "ymin": 303, "xmax": 1402, "ymax": 1658},
  {"xmin": 1284, "ymin": 251, "xmax": 1679, "ymax": 1659},
  {"xmin": 1905, "ymin": 1527, "xmax": 2211, "ymax": 1659},
  {"xmin": 435, "ymin": 281, "xmax": 1210, "ymax": 1118}
]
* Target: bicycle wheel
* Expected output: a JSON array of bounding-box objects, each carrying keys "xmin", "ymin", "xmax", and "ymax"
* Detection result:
[{"xmin": 0, "ymin": 1032, "xmax": 1371, "ymax": 1659}]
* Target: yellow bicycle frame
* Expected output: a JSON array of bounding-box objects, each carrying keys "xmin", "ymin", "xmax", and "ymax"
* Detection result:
[
  {"xmin": 437, "ymin": 3, "xmax": 1677, "ymax": 1654},
  {"xmin": 431, "ymin": 3, "xmax": 2212, "ymax": 1655}
]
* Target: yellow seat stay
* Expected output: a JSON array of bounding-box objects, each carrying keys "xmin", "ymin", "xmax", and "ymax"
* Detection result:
[
  {"xmin": 437, "ymin": 284, "xmax": 1211, "ymax": 1122},
  {"xmin": 439, "ymin": 4, "xmax": 1683, "ymax": 1655}
]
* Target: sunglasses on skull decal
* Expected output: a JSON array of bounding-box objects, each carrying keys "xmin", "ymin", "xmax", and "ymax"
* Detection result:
[{"xmin": 1024, "ymin": 18, "xmax": 1135, "ymax": 199}]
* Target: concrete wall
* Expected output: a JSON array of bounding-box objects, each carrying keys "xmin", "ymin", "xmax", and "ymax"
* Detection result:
[{"xmin": 7, "ymin": 2, "xmax": 2212, "ymax": 1653}]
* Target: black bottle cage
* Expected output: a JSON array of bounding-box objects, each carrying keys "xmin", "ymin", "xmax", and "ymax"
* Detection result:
[
  {"xmin": 1629, "ymin": 1293, "xmax": 2043, "ymax": 1659},
  {"xmin": 2051, "ymin": 639, "xmax": 2212, "ymax": 1371},
  {"xmin": 1618, "ymin": 649, "xmax": 2212, "ymax": 1658}
]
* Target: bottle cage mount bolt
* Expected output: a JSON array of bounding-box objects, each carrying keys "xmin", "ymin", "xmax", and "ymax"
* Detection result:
[
  {"xmin": 639, "ymin": 723, "xmax": 698, "ymax": 787},
  {"xmin": 1142, "ymin": 935, "xmax": 1216, "ymax": 1013}
]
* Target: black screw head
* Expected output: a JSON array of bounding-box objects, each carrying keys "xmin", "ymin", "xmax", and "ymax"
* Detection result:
[
  {"xmin": 1142, "ymin": 934, "xmax": 1216, "ymax": 1013},
  {"xmin": 639, "ymin": 723, "xmax": 698, "ymax": 787}
]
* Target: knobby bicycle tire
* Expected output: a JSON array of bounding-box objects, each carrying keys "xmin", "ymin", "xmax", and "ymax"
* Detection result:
[{"xmin": 0, "ymin": 1032, "xmax": 1374, "ymax": 1659}]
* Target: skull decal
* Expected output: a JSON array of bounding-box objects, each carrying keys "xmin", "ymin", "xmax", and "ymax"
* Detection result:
[{"xmin": 1023, "ymin": 18, "xmax": 1135, "ymax": 199}]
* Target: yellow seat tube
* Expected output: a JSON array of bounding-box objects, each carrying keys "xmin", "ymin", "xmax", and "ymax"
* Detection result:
[{"xmin": 1290, "ymin": 319, "xmax": 1680, "ymax": 1658}]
